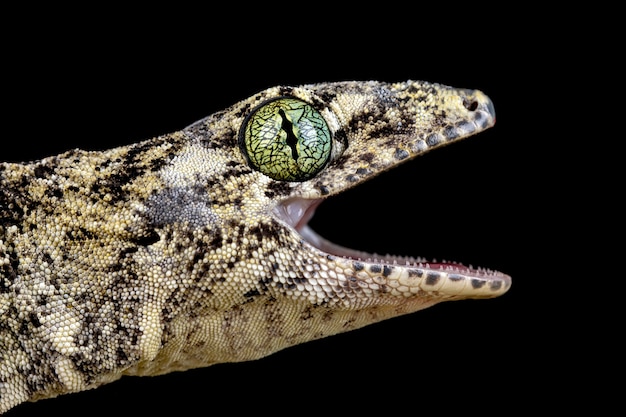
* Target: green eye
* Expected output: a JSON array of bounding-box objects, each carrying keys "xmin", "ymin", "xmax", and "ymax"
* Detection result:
[{"xmin": 239, "ymin": 97, "xmax": 332, "ymax": 181}]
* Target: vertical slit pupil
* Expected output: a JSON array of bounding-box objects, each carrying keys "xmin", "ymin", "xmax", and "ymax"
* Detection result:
[{"xmin": 279, "ymin": 108, "xmax": 299, "ymax": 161}]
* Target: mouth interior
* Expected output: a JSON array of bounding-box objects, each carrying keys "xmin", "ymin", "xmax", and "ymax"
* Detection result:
[
  {"xmin": 274, "ymin": 198, "xmax": 461, "ymax": 267},
  {"xmin": 272, "ymin": 196, "xmax": 509, "ymax": 281}
]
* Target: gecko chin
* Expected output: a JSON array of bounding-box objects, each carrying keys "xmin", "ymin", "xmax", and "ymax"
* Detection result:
[{"xmin": 272, "ymin": 197, "xmax": 512, "ymax": 296}]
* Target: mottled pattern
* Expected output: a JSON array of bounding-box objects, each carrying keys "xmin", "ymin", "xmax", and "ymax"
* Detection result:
[{"xmin": 0, "ymin": 80, "xmax": 510, "ymax": 412}]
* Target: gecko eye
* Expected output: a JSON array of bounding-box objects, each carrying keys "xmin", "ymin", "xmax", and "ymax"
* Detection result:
[{"xmin": 239, "ymin": 97, "xmax": 332, "ymax": 181}]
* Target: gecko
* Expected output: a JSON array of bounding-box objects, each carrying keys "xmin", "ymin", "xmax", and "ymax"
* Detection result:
[{"xmin": 0, "ymin": 80, "xmax": 511, "ymax": 412}]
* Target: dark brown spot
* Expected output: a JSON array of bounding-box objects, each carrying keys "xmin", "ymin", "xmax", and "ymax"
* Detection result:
[
  {"xmin": 408, "ymin": 269, "xmax": 423, "ymax": 277},
  {"xmin": 425, "ymin": 273, "xmax": 440, "ymax": 286},
  {"xmin": 443, "ymin": 126, "xmax": 459, "ymax": 140},
  {"xmin": 33, "ymin": 163, "xmax": 56, "ymax": 178},
  {"xmin": 394, "ymin": 148, "xmax": 409, "ymax": 160},
  {"xmin": 456, "ymin": 120, "xmax": 475, "ymax": 134},
  {"xmin": 490, "ymin": 280, "xmax": 503, "ymax": 291},
  {"xmin": 130, "ymin": 229, "xmax": 160, "ymax": 246},
  {"xmin": 244, "ymin": 288, "xmax": 261, "ymax": 298},
  {"xmin": 471, "ymin": 279, "xmax": 486, "ymax": 289},
  {"xmin": 426, "ymin": 133, "xmax": 441, "ymax": 146},
  {"xmin": 266, "ymin": 181, "xmax": 291, "ymax": 198}
]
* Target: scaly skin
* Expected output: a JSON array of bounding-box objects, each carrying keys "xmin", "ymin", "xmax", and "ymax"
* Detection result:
[{"xmin": 0, "ymin": 80, "xmax": 510, "ymax": 412}]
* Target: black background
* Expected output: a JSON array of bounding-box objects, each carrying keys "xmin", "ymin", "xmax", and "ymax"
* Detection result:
[{"xmin": 2, "ymin": 7, "xmax": 589, "ymax": 416}]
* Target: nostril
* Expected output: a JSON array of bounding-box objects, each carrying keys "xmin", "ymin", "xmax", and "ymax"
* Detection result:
[{"xmin": 463, "ymin": 98, "xmax": 479, "ymax": 111}]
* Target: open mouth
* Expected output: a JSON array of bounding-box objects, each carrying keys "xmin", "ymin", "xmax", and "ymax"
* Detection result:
[
  {"xmin": 272, "ymin": 194, "xmax": 512, "ymax": 294},
  {"xmin": 274, "ymin": 197, "xmax": 427, "ymax": 263}
]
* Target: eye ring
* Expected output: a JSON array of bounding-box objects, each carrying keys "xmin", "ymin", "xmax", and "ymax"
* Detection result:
[{"xmin": 239, "ymin": 97, "xmax": 332, "ymax": 182}]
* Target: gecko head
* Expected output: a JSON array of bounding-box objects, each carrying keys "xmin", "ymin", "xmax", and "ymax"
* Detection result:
[{"xmin": 238, "ymin": 80, "xmax": 511, "ymax": 312}]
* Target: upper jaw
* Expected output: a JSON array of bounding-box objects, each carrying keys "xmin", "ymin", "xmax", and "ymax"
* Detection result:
[{"xmin": 272, "ymin": 197, "xmax": 511, "ymax": 299}]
